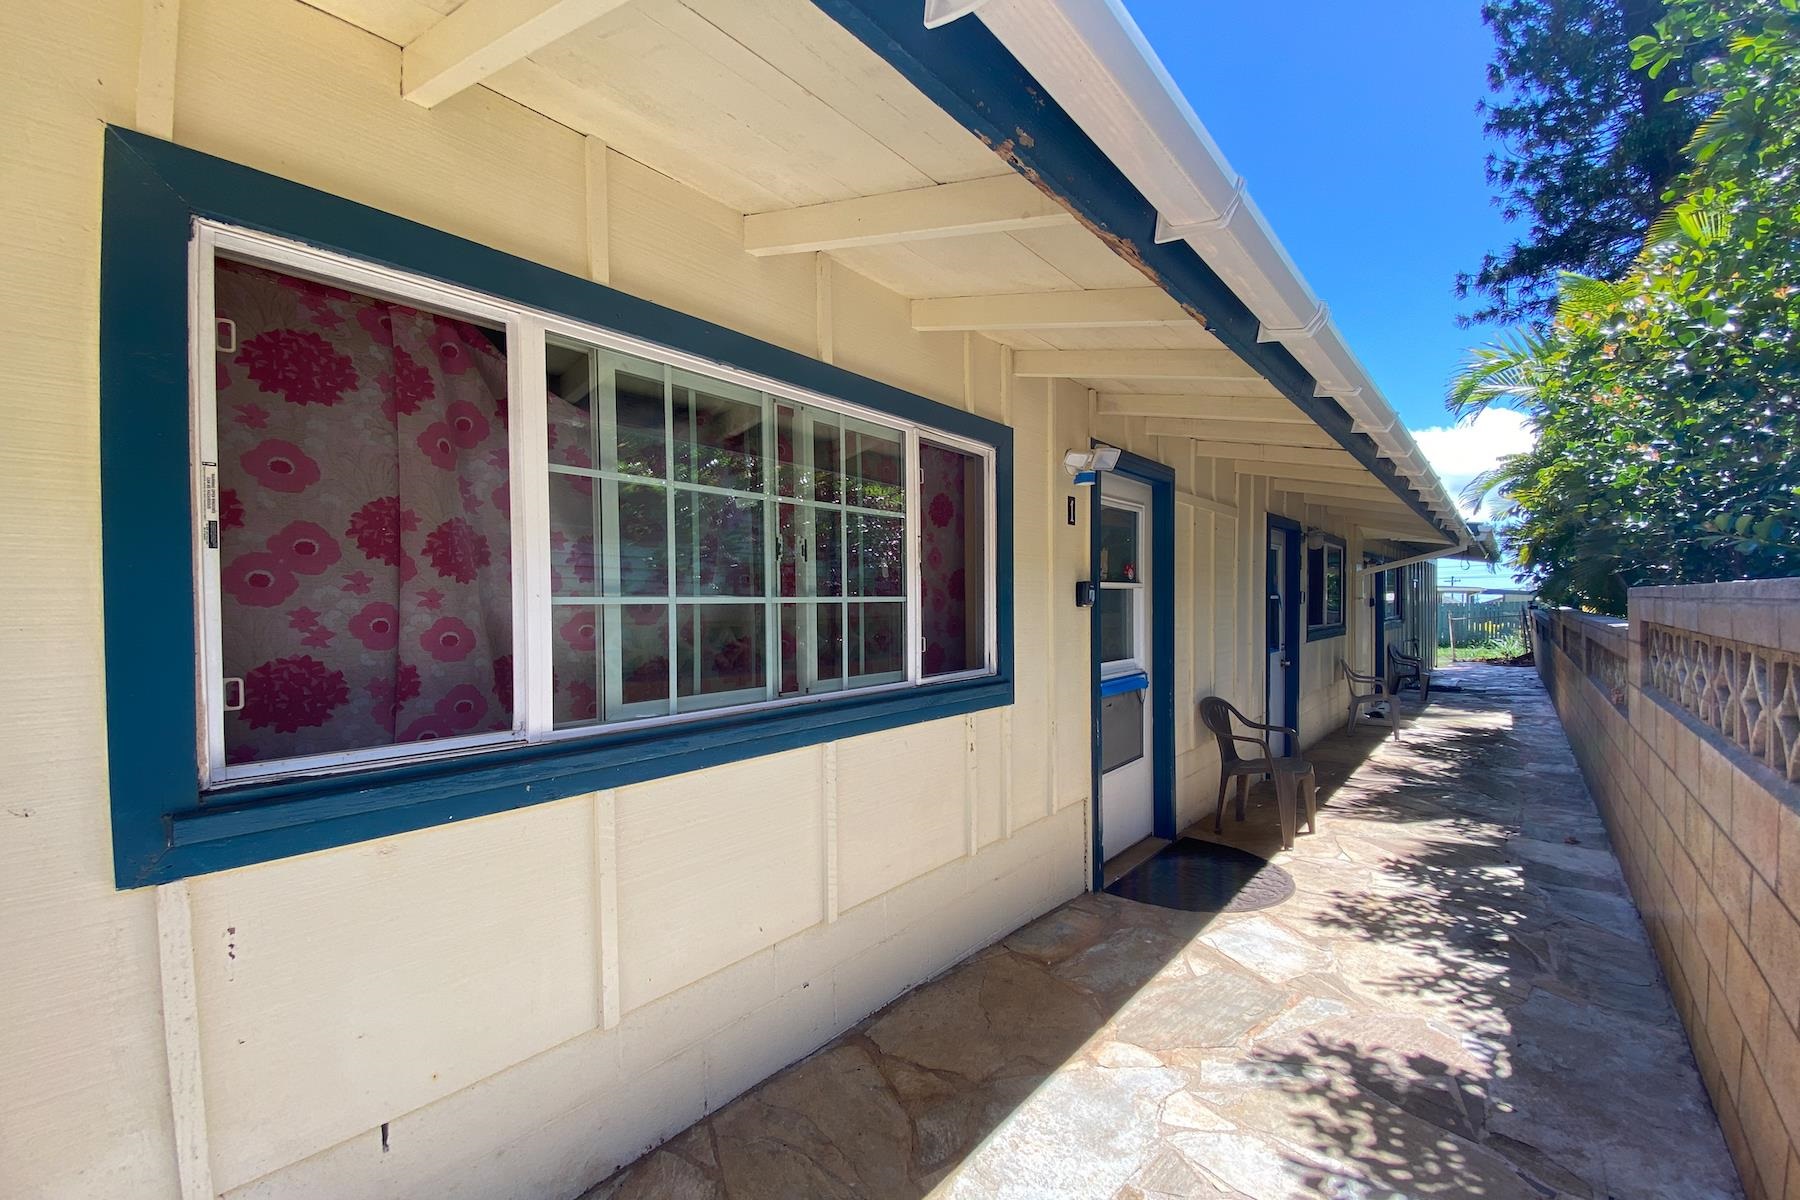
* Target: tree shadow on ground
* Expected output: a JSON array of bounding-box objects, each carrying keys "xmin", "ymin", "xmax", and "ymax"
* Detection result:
[{"xmin": 586, "ymin": 673, "xmax": 1733, "ymax": 1200}]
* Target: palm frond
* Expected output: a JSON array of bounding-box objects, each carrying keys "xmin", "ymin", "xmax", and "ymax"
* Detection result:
[
  {"xmin": 1446, "ymin": 330, "xmax": 1546, "ymax": 416},
  {"xmin": 1554, "ymin": 273, "xmax": 1627, "ymax": 330}
]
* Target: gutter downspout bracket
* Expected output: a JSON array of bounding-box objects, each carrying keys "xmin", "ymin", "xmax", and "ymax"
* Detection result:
[
  {"xmin": 923, "ymin": 0, "xmax": 990, "ymax": 28},
  {"xmin": 1256, "ymin": 303, "xmax": 1331, "ymax": 343},
  {"xmin": 1153, "ymin": 182, "xmax": 1248, "ymax": 243}
]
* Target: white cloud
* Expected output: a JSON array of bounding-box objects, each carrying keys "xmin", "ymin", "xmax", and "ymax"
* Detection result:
[{"xmin": 1413, "ymin": 407, "xmax": 1535, "ymax": 519}]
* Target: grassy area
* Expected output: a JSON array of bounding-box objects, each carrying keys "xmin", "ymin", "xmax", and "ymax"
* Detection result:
[{"xmin": 1439, "ymin": 634, "xmax": 1528, "ymax": 663}]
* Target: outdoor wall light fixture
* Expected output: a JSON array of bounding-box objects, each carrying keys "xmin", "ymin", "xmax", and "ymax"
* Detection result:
[{"xmin": 1064, "ymin": 444, "xmax": 1122, "ymax": 485}]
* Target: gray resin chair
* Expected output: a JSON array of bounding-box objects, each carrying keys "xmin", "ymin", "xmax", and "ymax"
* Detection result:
[
  {"xmin": 1387, "ymin": 645, "xmax": 1432, "ymax": 703},
  {"xmin": 1199, "ymin": 696, "xmax": 1316, "ymax": 850},
  {"xmin": 1342, "ymin": 660, "xmax": 1400, "ymax": 741}
]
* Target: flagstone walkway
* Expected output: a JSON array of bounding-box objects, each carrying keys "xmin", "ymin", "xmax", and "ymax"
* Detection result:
[{"xmin": 586, "ymin": 664, "xmax": 1743, "ymax": 1199}]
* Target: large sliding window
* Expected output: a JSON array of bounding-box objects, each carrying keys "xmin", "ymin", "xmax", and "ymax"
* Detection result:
[{"xmin": 197, "ymin": 225, "xmax": 995, "ymax": 786}]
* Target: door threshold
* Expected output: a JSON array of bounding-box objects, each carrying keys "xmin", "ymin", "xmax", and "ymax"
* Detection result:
[{"xmin": 1101, "ymin": 836, "xmax": 1170, "ymax": 888}]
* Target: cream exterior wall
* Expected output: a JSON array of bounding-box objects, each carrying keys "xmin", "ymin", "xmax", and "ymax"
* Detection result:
[{"xmin": 0, "ymin": 2, "xmax": 1431, "ymax": 1197}]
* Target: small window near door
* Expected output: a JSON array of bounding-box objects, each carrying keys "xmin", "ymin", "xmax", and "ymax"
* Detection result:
[
  {"xmin": 1381, "ymin": 569, "xmax": 1404, "ymax": 624},
  {"xmin": 1305, "ymin": 539, "xmax": 1346, "ymax": 638}
]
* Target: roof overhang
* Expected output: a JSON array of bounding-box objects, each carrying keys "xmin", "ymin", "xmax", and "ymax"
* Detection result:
[{"xmin": 814, "ymin": 0, "xmax": 1475, "ymax": 545}]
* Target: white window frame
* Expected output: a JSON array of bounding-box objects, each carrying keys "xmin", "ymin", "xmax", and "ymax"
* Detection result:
[
  {"xmin": 1097, "ymin": 494, "xmax": 1148, "ymax": 679},
  {"xmin": 191, "ymin": 222, "xmax": 999, "ymax": 788}
]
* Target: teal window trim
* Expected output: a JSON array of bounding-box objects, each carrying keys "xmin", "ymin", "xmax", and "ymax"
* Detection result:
[
  {"xmin": 100, "ymin": 128, "xmax": 1014, "ymax": 887},
  {"xmin": 1304, "ymin": 534, "xmax": 1347, "ymax": 641}
]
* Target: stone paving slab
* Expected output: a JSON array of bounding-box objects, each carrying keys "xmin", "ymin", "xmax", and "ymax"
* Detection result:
[{"xmin": 585, "ymin": 665, "xmax": 1743, "ymax": 1200}]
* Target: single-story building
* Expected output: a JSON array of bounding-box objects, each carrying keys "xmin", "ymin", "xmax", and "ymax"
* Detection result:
[{"xmin": 1, "ymin": 1, "xmax": 1486, "ymax": 1196}]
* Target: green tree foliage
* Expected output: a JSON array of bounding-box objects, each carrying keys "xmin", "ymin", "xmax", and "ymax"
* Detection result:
[
  {"xmin": 1451, "ymin": 0, "xmax": 1800, "ymax": 614},
  {"xmin": 1460, "ymin": 0, "xmax": 1700, "ymax": 324}
]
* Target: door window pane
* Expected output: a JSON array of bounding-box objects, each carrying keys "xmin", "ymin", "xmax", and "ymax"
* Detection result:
[
  {"xmin": 1099, "ymin": 589, "xmax": 1135, "ymax": 665},
  {"xmin": 213, "ymin": 257, "xmax": 513, "ymax": 768},
  {"xmin": 1099, "ymin": 505, "xmax": 1140, "ymax": 583},
  {"xmin": 920, "ymin": 440, "xmax": 987, "ymax": 676}
]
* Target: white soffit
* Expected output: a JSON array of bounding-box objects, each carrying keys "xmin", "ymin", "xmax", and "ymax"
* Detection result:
[{"xmin": 936, "ymin": 0, "xmax": 1473, "ymax": 538}]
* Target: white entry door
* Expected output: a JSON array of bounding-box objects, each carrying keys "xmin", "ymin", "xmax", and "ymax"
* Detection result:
[
  {"xmin": 1099, "ymin": 477, "xmax": 1154, "ymax": 862},
  {"xmin": 1266, "ymin": 527, "xmax": 1293, "ymax": 757}
]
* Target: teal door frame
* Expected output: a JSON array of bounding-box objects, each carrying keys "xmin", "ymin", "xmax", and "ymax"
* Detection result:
[
  {"xmin": 1265, "ymin": 514, "xmax": 1302, "ymax": 755},
  {"xmin": 1089, "ymin": 448, "xmax": 1176, "ymax": 891}
]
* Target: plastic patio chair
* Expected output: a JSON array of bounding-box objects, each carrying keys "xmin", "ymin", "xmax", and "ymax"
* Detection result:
[
  {"xmin": 1387, "ymin": 645, "xmax": 1432, "ymax": 703},
  {"xmin": 1198, "ymin": 696, "xmax": 1316, "ymax": 850},
  {"xmin": 1342, "ymin": 660, "xmax": 1400, "ymax": 741}
]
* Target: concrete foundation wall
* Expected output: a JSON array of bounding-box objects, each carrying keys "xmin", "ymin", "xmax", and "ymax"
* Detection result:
[{"xmin": 1536, "ymin": 585, "xmax": 1800, "ymax": 1200}]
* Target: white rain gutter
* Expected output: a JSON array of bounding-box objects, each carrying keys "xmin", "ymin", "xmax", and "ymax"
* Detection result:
[{"xmin": 922, "ymin": 0, "xmax": 1475, "ymax": 542}]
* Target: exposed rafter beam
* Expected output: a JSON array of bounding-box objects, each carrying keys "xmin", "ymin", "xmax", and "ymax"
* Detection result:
[
  {"xmin": 1013, "ymin": 350, "xmax": 1262, "ymax": 382},
  {"xmin": 1227, "ymin": 461, "xmax": 1385, "ymax": 487},
  {"xmin": 1142, "ymin": 418, "xmax": 1337, "ymax": 447},
  {"xmin": 403, "ymin": 0, "xmax": 635, "ymax": 108},
  {"xmin": 1192, "ymin": 444, "xmax": 1355, "ymax": 467},
  {"xmin": 1326, "ymin": 507, "xmax": 1437, "ymax": 536},
  {"xmin": 911, "ymin": 287, "xmax": 1189, "ymax": 332},
  {"xmin": 1097, "ymin": 393, "xmax": 1309, "ymax": 422},
  {"xmin": 1361, "ymin": 526, "xmax": 1442, "ymax": 545},
  {"xmin": 1290, "ymin": 488, "xmax": 1420, "ymax": 511},
  {"xmin": 1122, "ymin": 377, "xmax": 1286, "ymax": 399},
  {"xmin": 1322, "ymin": 502, "xmax": 1425, "ymax": 521},
  {"xmin": 744, "ymin": 175, "xmax": 1073, "ymax": 256},
  {"xmin": 1183, "ymin": 441, "xmax": 1350, "ymax": 463}
]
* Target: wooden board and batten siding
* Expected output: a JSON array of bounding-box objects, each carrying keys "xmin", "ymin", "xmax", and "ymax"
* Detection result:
[{"xmin": 0, "ymin": 0, "xmax": 1420, "ymax": 1197}]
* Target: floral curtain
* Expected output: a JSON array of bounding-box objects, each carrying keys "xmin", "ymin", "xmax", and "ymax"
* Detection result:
[
  {"xmin": 921, "ymin": 441, "xmax": 980, "ymax": 676},
  {"xmin": 215, "ymin": 259, "xmax": 513, "ymax": 766}
]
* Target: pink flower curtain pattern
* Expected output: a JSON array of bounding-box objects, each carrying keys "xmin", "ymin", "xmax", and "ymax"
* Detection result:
[
  {"xmin": 921, "ymin": 442, "xmax": 985, "ymax": 676},
  {"xmin": 215, "ymin": 259, "xmax": 513, "ymax": 766},
  {"xmin": 212, "ymin": 261, "xmax": 988, "ymax": 770}
]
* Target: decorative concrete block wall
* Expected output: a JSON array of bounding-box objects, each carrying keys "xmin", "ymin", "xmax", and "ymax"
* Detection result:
[{"xmin": 1534, "ymin": 582, "xmax": 1800, "ymax": 1200}]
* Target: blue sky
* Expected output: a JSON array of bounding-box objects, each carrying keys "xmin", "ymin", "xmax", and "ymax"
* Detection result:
[{"xmin": 1126, "ymin": 0, "xmax": 1536, "ymax": 544}]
